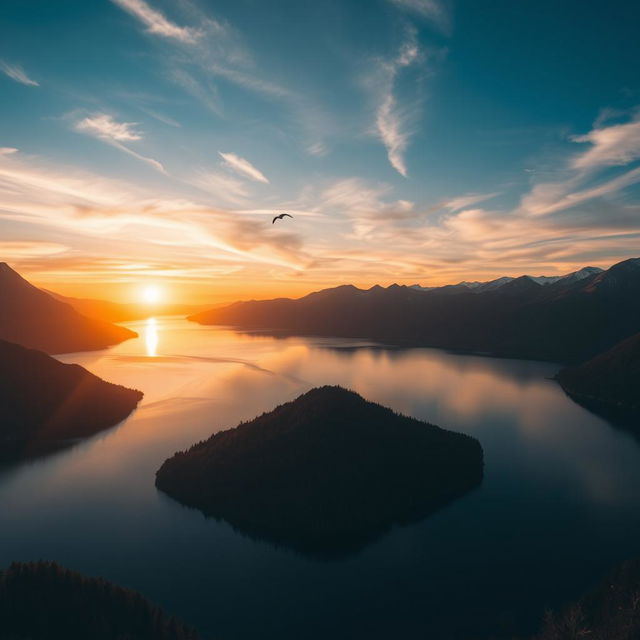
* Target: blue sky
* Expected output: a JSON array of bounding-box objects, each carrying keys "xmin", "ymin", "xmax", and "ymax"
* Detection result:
[{"xmin": 1, "ymin": 0, "xmax": 640, "ymax": 303}]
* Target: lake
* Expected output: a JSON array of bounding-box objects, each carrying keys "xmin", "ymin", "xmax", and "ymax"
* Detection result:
[{"xmin": 1, "ymin": 316, "xmax": 639, "ymax": 639}]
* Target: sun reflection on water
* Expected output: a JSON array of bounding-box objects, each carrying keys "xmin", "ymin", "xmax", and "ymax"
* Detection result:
[{"xmin": 145, "ymin": 317, "xmax": 159, "ymax": 357}]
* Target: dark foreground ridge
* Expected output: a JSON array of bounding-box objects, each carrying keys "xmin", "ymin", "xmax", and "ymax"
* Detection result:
[
  {"xmin": 156, "ymin": 386, "xmax": 483, "ymax": 554},
  {"xmin": 556, "ymin": 332, "xmax": 640, "ymax": 429},
  {"xmin": 0, "ymin": 262, "xmax": 136, "ymax": 354},
  {"xmin": 0, "ymin": 339, "xmax": 142, "ymax": 461},
  {"xmin": 0, "ymin": 561, "xmax": 199, "ymax": 640},
  {"xmin": 527, "ymin": 558, "xmax": 640, "ymax": 640},
  {"xmin": 189, "ymin": 258, "xmax": 640, "ymax": 364}
]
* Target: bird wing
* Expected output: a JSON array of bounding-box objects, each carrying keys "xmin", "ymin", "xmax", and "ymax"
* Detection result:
[
  {"xmin": 283, "ymin": 213, "xmax": 293, "ymax": 218},
  {"xmin": 272, "ymin": 215, "xmax": 280, "ymax": 224}
]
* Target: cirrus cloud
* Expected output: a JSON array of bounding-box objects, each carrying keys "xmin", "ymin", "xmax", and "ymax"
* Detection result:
[
  {"xmin": 219, "ymin": 151, "xmax": 269, "ymax": 184},
  {"xmin": 0, "ymin": 60, "xmax": 39, "ymax": 87},
  {"xmin": 110, "ymin": 0, "xmax": 201, "ymax": 43}
]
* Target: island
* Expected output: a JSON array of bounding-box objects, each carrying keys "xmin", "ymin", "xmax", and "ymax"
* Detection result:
[
  {"xmin": 156, "ymin": 386, "xmax": 483, "ymax": 554},
  {"xmin": 0, "ymin": 561, "xmax": 199, "ymax": 640},
  {"xmin": 556, "ymin": 332, "xmax": 640, "ymax": 428},
  {"xmin": 0, "ymin": 338, "xmax": 143, "ymax": 461},
  {"xmin": 0, "ymin": 262, "xmax": 136, "ymax": 354}
]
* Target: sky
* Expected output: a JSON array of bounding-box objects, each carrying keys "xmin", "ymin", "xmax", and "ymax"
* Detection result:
[{"xmin": 1, "ymin": 0, "xmax": 640, "ymax": 304}]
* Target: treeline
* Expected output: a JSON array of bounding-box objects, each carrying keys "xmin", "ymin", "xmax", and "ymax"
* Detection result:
[
  {"xmin": 527, "ymin": 558, "xmax": 640, "ymax": 640},
  {"xmin": 0, "ymin": 561, "xmax": 200, "ymax": 640}
]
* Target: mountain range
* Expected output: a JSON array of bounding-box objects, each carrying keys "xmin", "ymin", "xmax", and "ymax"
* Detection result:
[
  {"xmin": 0, "ymin": 263, "xmax": 136, "ymax": 353},
  {"xmin": 189, "ymin": 258, "xmax": 640, "ymax": 364}
]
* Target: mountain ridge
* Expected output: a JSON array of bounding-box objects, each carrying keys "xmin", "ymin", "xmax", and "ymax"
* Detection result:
[{"xmin": 189, "ymin": 258, "xmax": 639, "ymax": 364}]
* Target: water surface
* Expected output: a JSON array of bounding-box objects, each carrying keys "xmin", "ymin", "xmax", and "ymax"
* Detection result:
[{"xmin": 2, "ymin": 317, "xmax": 639, "ymax": 639}]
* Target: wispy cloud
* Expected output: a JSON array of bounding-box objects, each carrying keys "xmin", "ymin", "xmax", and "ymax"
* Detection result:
[
  {"xmin": 433, "ymin": 192, "xmax": 500, "ymax": 213},
  {"xmin": 139, "ymin": 107, "xmax": 181, "ymax": 128},
  {"xmin": 374, "ymin": 30, "xmax": 423, "ymax": 177},
  {"xmin": 0, "ymin": 147, "xmax": 18, "ymax": 155},
  {"xmin": 388, "ymin": 0, "xmax": 451, "ymax": 34},
  {"xmin": 111, "ymin": 0, "xmax": 201, "ymax": 43},
  {"xmin": 76, "ymin": 114, "xmax": 142, "ymax": 141},
  {"xmin": 0, "ymin": 151, "xmax": 310, "ymax": 282},
  {"xmin": 0, "ymin": 60, "xmax": 39, "ymax": 87},
  {"xmin": 571, "ymin": 116, "xmax": 640, "ymax": 170},
  {"xmin": 219, "ymin": 152, "xmax": 269, "ymax": 184},
  {"xmin": 74, "ymin": 113, "xmax": 165, "ymax": 173},
  {"xmin": 188, "ymin": 170, "xmax": 252, "ymax": 206},
  {"xmin": 520, "ymin": 167, "xmax": 640, "ymax": 217}
]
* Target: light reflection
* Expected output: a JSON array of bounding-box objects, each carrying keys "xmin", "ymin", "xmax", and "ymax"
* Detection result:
[{"xmin": 145, "ymin": 317, "xmax": 158, "ymax": 357}]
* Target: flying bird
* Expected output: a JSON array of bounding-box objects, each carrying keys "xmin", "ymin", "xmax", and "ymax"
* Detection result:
[{"xmin": 272, "ymin": 212, "xmax": 293, "ymax": 224}]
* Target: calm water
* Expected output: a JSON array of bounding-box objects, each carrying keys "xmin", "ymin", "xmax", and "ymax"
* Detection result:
[{"xmin": 2, "ymin": 317, "xmax": 640, "ymax": 639}]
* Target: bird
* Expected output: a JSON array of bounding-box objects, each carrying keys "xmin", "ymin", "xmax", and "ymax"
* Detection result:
[{"xmin": 272, "ymin": 212, "xmax": 293, "ymax": 224}]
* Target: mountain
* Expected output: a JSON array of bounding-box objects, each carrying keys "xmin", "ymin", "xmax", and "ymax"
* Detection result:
[
  {"xmin": 411, "ymin": 267, "xmax": 602, "ymax": 295},
  {"xmin": 189, "ymin": 259, "xmax": 638, "ymax": 364},
  {"xmin": 0, "ymin": 339, "xmax": 142, "ymax": 461},
  {"xmin": 556, "ymin": 332, "xmax": 640, "ymax": 425},
  {"xmin": 0, "ymin": 263, "xmax": 136, "ymax": 353},
  {"xmin": 0, "ymin": 561, "xmax": 199, "ymax": 640},
  {"xmin": 529, "ymin": 558, "xmax": 640, "ymax": 640},
  {"xmin": 46, "ymin": 290, "xmax": 211, "ymax": 323},
  {"xmin": 156, "ymin": 386, "xmax": 483, "ymax": 554}
]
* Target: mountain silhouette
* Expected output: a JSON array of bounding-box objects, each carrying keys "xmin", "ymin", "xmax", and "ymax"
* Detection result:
[
  {"xmin": 0, "ymin": 263, "xmax": 136, "ymax": 354},
  {"xmin": 156, "ymin": 386, "xmax": 483, "ymax": 555},
  {"xmin": 0, "ymin": 561, "xmax": 199, "ymax": 640},
  {"xmin": 189, "ymin": 258, "xmax": 640, "ymax": 364},
  {"xmin": 0, "ymin": 338, "xmax": 142, "ymax": 461}
]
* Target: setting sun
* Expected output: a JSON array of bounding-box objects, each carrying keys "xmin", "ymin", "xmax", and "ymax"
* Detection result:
[{"xmin": 141, "ymin": 285, "xmax": 162, "ymax": 305}]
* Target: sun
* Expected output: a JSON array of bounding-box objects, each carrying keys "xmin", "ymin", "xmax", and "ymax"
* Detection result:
[{"xmin": 141, "ymin": 285, "xmax": 162, "ymax": 305}]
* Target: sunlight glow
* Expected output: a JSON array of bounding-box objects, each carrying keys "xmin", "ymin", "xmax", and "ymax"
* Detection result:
[
  {"xmin": 141, "ymin": 285, "xmax": 162, "ymax": 305},
  {"xmin": 145, "ymin": 317, "xmax": 158, "ymax": 357}
]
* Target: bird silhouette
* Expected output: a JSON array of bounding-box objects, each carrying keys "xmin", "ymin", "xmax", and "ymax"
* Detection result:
[{"xmin": 272, "ymin": 213, "xmax": 293, "ymax": 224}]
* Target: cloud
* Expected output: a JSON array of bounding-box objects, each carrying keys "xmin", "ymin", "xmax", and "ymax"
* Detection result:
[
  {"xmin": 0, "ymin": 147, "xmax": 18, "ymax": 155},
  {"xmin": 434, "ymin": 192, "xmax": 500, "ymax": 213},
  {"xmin": 388, "ymin": 0, "xmax": 451, "ymax": 34},
  {"xmin": 138, "ymin": 107, "xmax": 181, "ymax": 128},
  {"xmin": 0, "ymin": 151, "xmax": 310, "ymax": 280},
  {"xmin": 188, "ymin": 170, "xmax": 252, "ymax": 206},
  {"xmin": 219, "ymin": 152, "xmax": 269, "ymax": 184},
  {"xmin": 76, "ymin": 114, "xmax": 142, "ymax": 141},
  {"xmin": 111, "ymin": 0, "xmax": 201, "ymax": 43},
  {"xmin": 0, "ymin": 60, "xmax": 39, "ymax": 87},
  {"xmin": 0, "ymin": 241, "xmax": 68, "ymax": 259},
  {"xmin": 520, "ymin": 167, "xmax": 640, "ymax": 217},
  {"xmin": 74, "ymin": 113, "xmax": 165, "ymax": 174},
  {"xmin": 571, "ymin": 116, "xmax": 640, "ymax": 170},
  {"xmin": 373, "ymin": 30, "xmax": 423, "ymax": 177}
]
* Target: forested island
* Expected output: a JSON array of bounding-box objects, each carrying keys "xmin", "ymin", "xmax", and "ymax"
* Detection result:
[
  {"xmin": 0, "ymin": 338, "xmax": 142, "ymax": 461},
  {"xmin": 156, "ymin": 386, "xmax": 483, "ymax": 554},
  {"xmin": 0, "ymin": 561, "xmax": 199, "ymax": 640}
]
